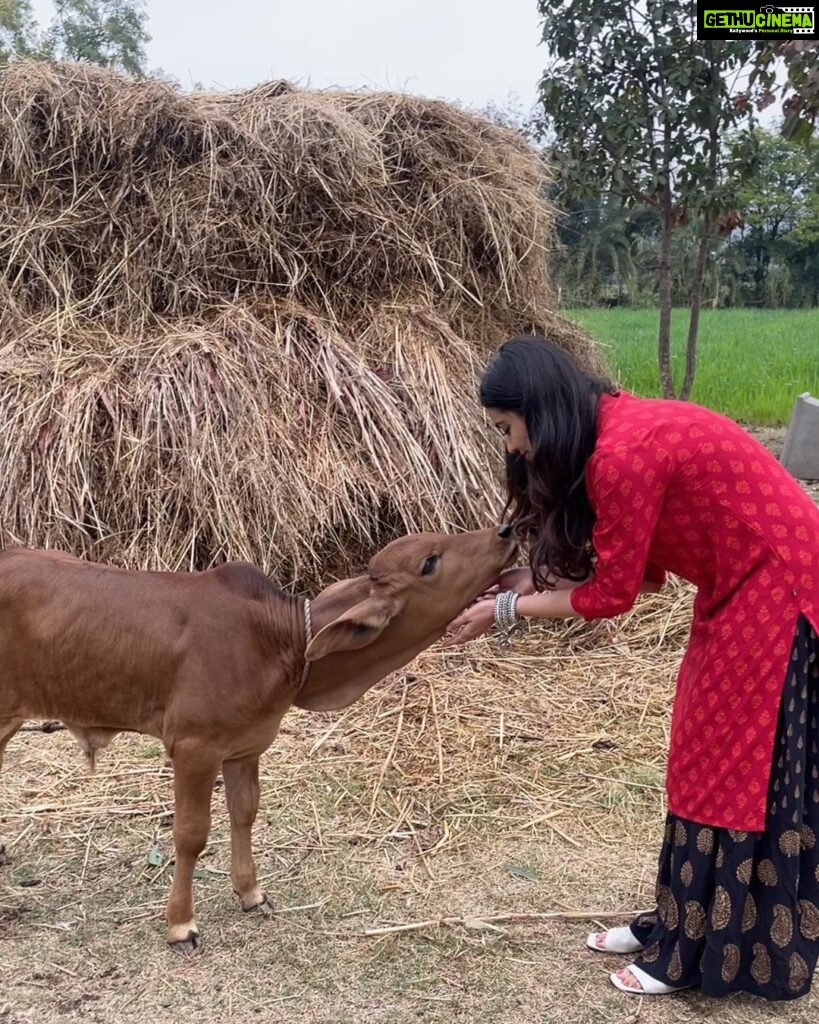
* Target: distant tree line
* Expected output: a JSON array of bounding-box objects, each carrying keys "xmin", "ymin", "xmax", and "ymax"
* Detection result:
[{"xmin": 553, "ymin": 128, "xmax": 819, "ymax": 310}]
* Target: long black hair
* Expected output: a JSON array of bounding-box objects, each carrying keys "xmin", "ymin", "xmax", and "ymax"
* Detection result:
[{"xmin": 480, "ymin": 336, "xmax": 615, "ymax": 589}]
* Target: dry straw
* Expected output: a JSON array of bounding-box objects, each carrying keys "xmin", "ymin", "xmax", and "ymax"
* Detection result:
[{"xmin": 0, "ymin": 60, "xmax": 597, "ymax": 585}]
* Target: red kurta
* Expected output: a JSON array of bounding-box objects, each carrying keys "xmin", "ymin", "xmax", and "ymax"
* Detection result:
[{"xmin": 570, "ymin": 391, "xmax": 819, "ymax": 831}]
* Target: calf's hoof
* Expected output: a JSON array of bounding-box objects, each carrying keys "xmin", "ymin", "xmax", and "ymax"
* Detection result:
[
  {"xmin": 242, "ymin": 895, "xmax": 274, "ymax": 918},
  {"xmin": 168, "ymin": 929, "xmax": 201, "ymax": 956}
]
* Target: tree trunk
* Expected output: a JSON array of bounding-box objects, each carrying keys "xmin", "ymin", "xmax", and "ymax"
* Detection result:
[
  {"xmin": 657, "ymin": 191, "xmax": 675, "ymax": 399},
  {"xmin": 754, "ymin": 237, "xmax": 765, "ymax": 306},
  {"xmin": 681, "ymin": 42, "xmax": 721, "ymax": 402},
  {"xmin": 681, "ymin": 211, "xmax": 712, "ymax": 400},
  {"xmin": 711, "ymin": 256, "xmax": 720, "ymax": 309}
]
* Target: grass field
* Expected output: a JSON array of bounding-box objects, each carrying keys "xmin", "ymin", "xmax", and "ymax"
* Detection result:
[{"xmin": 565, "ymin": 308, "xmax": 819, "ymax": 426}]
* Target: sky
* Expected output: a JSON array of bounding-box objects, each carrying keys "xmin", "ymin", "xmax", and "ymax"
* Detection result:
[{"xmin": 29, "ymin": 0, "xmax": 549, "ymax": 113}]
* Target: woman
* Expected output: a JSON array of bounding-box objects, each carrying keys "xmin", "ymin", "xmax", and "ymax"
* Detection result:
[{"xmin": 446, "ymin": 336, "xmax": 819, "ymax": 999}]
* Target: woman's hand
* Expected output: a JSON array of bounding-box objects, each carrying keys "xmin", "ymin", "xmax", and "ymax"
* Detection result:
[
  {"xmin": 474, "ymin": 566, "xmax": 537, "ymax": 603},
  {"xmin": 496, "ymin": 566, "xmax": 537, "ymax": 596},
  {"xmin": 443, "ymin": 597, "xmax": 495, "ymax": 646}
]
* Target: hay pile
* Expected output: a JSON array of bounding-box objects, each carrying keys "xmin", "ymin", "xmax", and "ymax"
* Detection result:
[{"xmin": 0, "ymin": 61, "xmax": 595, "ymax": 583}]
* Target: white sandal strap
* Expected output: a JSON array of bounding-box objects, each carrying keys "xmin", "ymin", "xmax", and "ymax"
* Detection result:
[
  {"xmin": 586, "ymin": 926, "xmax": 645, "ymax": 954},
  {"xmin": 610, "ymin": 965, "xmax": 683, "ymax": 995}
]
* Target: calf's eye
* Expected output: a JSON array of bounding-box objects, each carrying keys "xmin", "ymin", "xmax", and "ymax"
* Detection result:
[{"xmin": 421, "ymin": 555, "xmax": 438, "ymax": 576}]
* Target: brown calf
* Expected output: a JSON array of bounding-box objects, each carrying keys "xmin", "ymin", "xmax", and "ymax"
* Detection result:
[{"xmin": 0, "ymin": 525, "xmax": 515, "ymax": 951}]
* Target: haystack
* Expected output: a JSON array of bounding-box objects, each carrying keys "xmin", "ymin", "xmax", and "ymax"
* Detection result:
[{"xmin": 0, "ymin": 60, "xmax": 596, "ymax": 585}]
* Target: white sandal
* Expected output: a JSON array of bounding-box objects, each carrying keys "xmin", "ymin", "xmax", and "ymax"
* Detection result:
[
  {"xmin": 586, "ymin": 926, "xmax": 645, "ymax": 954},
  {"xmin": 609, "ymin": 965, "xmax": 687, "ymax": 996}
]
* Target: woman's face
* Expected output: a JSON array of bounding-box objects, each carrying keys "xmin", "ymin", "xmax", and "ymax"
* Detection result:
[{"xmin": 484, "ymin": 407, "xmax": 532, "ymax": 459}]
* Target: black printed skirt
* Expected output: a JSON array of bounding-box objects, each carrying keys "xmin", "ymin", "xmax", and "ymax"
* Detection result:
[{"xmin": 629, "ymin": 614, "xmax": 819, "ymax": 1000}]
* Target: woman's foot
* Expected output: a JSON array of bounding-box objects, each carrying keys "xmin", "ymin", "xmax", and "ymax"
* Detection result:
[
  {"xmin": 612, "ymin": 967, "xmax": 642, "ymax": 991},
  {"xmin": 586, "ymin": 926, "xmax": 645, "ymax": 954},
  {"xmin": 609, "ymin": 965, "xmax": 685, "ymax": 995}
]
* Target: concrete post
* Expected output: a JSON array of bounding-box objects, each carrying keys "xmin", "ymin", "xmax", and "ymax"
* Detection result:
[{"xmin": 781, "ymin": 392, "xmax": 819, "ymax": 480}]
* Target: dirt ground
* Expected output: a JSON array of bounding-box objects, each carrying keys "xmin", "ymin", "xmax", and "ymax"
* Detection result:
[
  {"xmin": 1, "ymin": 432, "xmax": 818, "ymax": 1024},
  {"xmin": 745, "ymin": 425, "xmax": 819, "ymax": 504}
]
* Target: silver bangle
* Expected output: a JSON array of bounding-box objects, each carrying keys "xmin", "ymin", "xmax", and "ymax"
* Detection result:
[{"xmin": 494, "ymin": 589, "xmax": 521, "ymax": 640}]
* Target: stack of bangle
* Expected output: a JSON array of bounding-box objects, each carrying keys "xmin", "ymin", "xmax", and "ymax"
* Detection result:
[{"xmin": 494, "ymin": 589, "xmax": 521, "ymax": 641}]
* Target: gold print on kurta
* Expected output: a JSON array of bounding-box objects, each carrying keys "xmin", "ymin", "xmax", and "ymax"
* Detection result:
[
  {"xmin": 721, "ymin": 944, "xmax": 741, "ymax": 984},
  {"xmin": 657, "ymin": 885, "xmax": 679, "ymax": 930},
  {"xmin": 667, "ymin": 942, "xmax": 683, "ymax": 982},
  {"xmin": 799, "ymin": 900, "xmax": 819, "ymax": 940},
  {"xmin": 711, "ymin": 886, "xmax": 732, "ymax": 930},
  {"xmin": 680, "ymin": 860, "xmax": 693, "ymax": 887},
  {"xmin": 779, "ymin": 830, "xmax": 801, "ymax": 857},
  {"xmin": 751, "ymin": 944, "xmax": 772, "ymax": 985},
  {"xmin": 741, "ymin": 893, "xmax": 758, "ymax": 933},
  {"xmin": 802, "ymin": 825, "xmax": 816, "ymax": 851},
  {"xmin": 696, "ymin": 827, "xmax": 715, "ymax": 855},
  {"xmin": 736, "ymin": 858, "xmax": 753, "ymax": 884},
  {"xmin": 641, "ymin": 942, "xmax": 661, "ymax": 963},
  {"xmin": 771, "ymin": 904, "xmax": 794, "ymax": 948},
  {"xmin": 684, "ymin": 900, "xmax": 706, "ymax": 941},
  {"xmin": 674, "ymin": 820, "xmax": 688, "ymax": 847},
  {"xmin": 757, "ymin": 859, "xmax": 778, "ymax": 886},
  {"xmin": 788, "ymin": 953, "xmax": 810, "ymax": 992}
]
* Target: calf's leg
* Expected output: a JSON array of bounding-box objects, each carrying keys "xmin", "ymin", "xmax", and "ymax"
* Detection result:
[
  {"xmin": 0, "ymin": 718, "xmax": 23, "ymax": 769},
  {"xmin": 0, "ymin": 719, "xmax": 23, "ymax": 865},
  {"xmin": 165, "ymin": 742, "xmax": 220, "ymax": 953},
  {"xmin": 223, "ymin": 756, "xmax": 269, "ymax": 914}
]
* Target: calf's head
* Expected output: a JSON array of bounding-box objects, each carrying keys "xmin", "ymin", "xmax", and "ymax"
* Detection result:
[{"xmin": 296, "ymin": 525, "xmax": 516, "ymax": 710}]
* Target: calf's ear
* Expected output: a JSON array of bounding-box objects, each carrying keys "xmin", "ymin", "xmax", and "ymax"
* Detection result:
[{"xmin": 305, "ymin": 595, "xmax": 401, "ymax": 661}]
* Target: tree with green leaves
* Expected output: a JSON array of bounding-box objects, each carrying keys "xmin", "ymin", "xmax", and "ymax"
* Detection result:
[
  {"xmin": 751, "ymin": 41, "xmax": 819, "ymax": 144},
  {"xmin": 0, "ymin": 0, "xmax": 149, "ymax": 77},
  {"xmin": 554, "ymin": 198, "xmax": 654, "ymax": 306},
  {"xmin": 0, "ymin": 0, "xmax": 40, "ymax": 62},
  {"xmin": 537, "ymin": 0, "xmax": 760, "ymax": 399},
  {"xmin": 731, "ymin": 129, "xmax": 819, "ymax": 306},
  {"xmin": 48, "ymin": 0, "xmax": 149, "ymax": 77}
]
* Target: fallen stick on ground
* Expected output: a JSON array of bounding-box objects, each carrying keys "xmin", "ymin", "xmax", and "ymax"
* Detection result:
[{"xmin": 363, "ymin": 909, "xmax": 646, "ymax": 936}]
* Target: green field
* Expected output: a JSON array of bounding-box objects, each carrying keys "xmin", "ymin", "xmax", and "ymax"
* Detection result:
[{"xmin": 565, "ymin": 307, "xmax": 819, "ymax": 425}]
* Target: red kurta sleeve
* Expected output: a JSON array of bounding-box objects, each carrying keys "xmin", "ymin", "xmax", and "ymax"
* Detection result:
[{"xmin": 570, "ymin": 444, "xmax": 673, "ymax": 620}]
